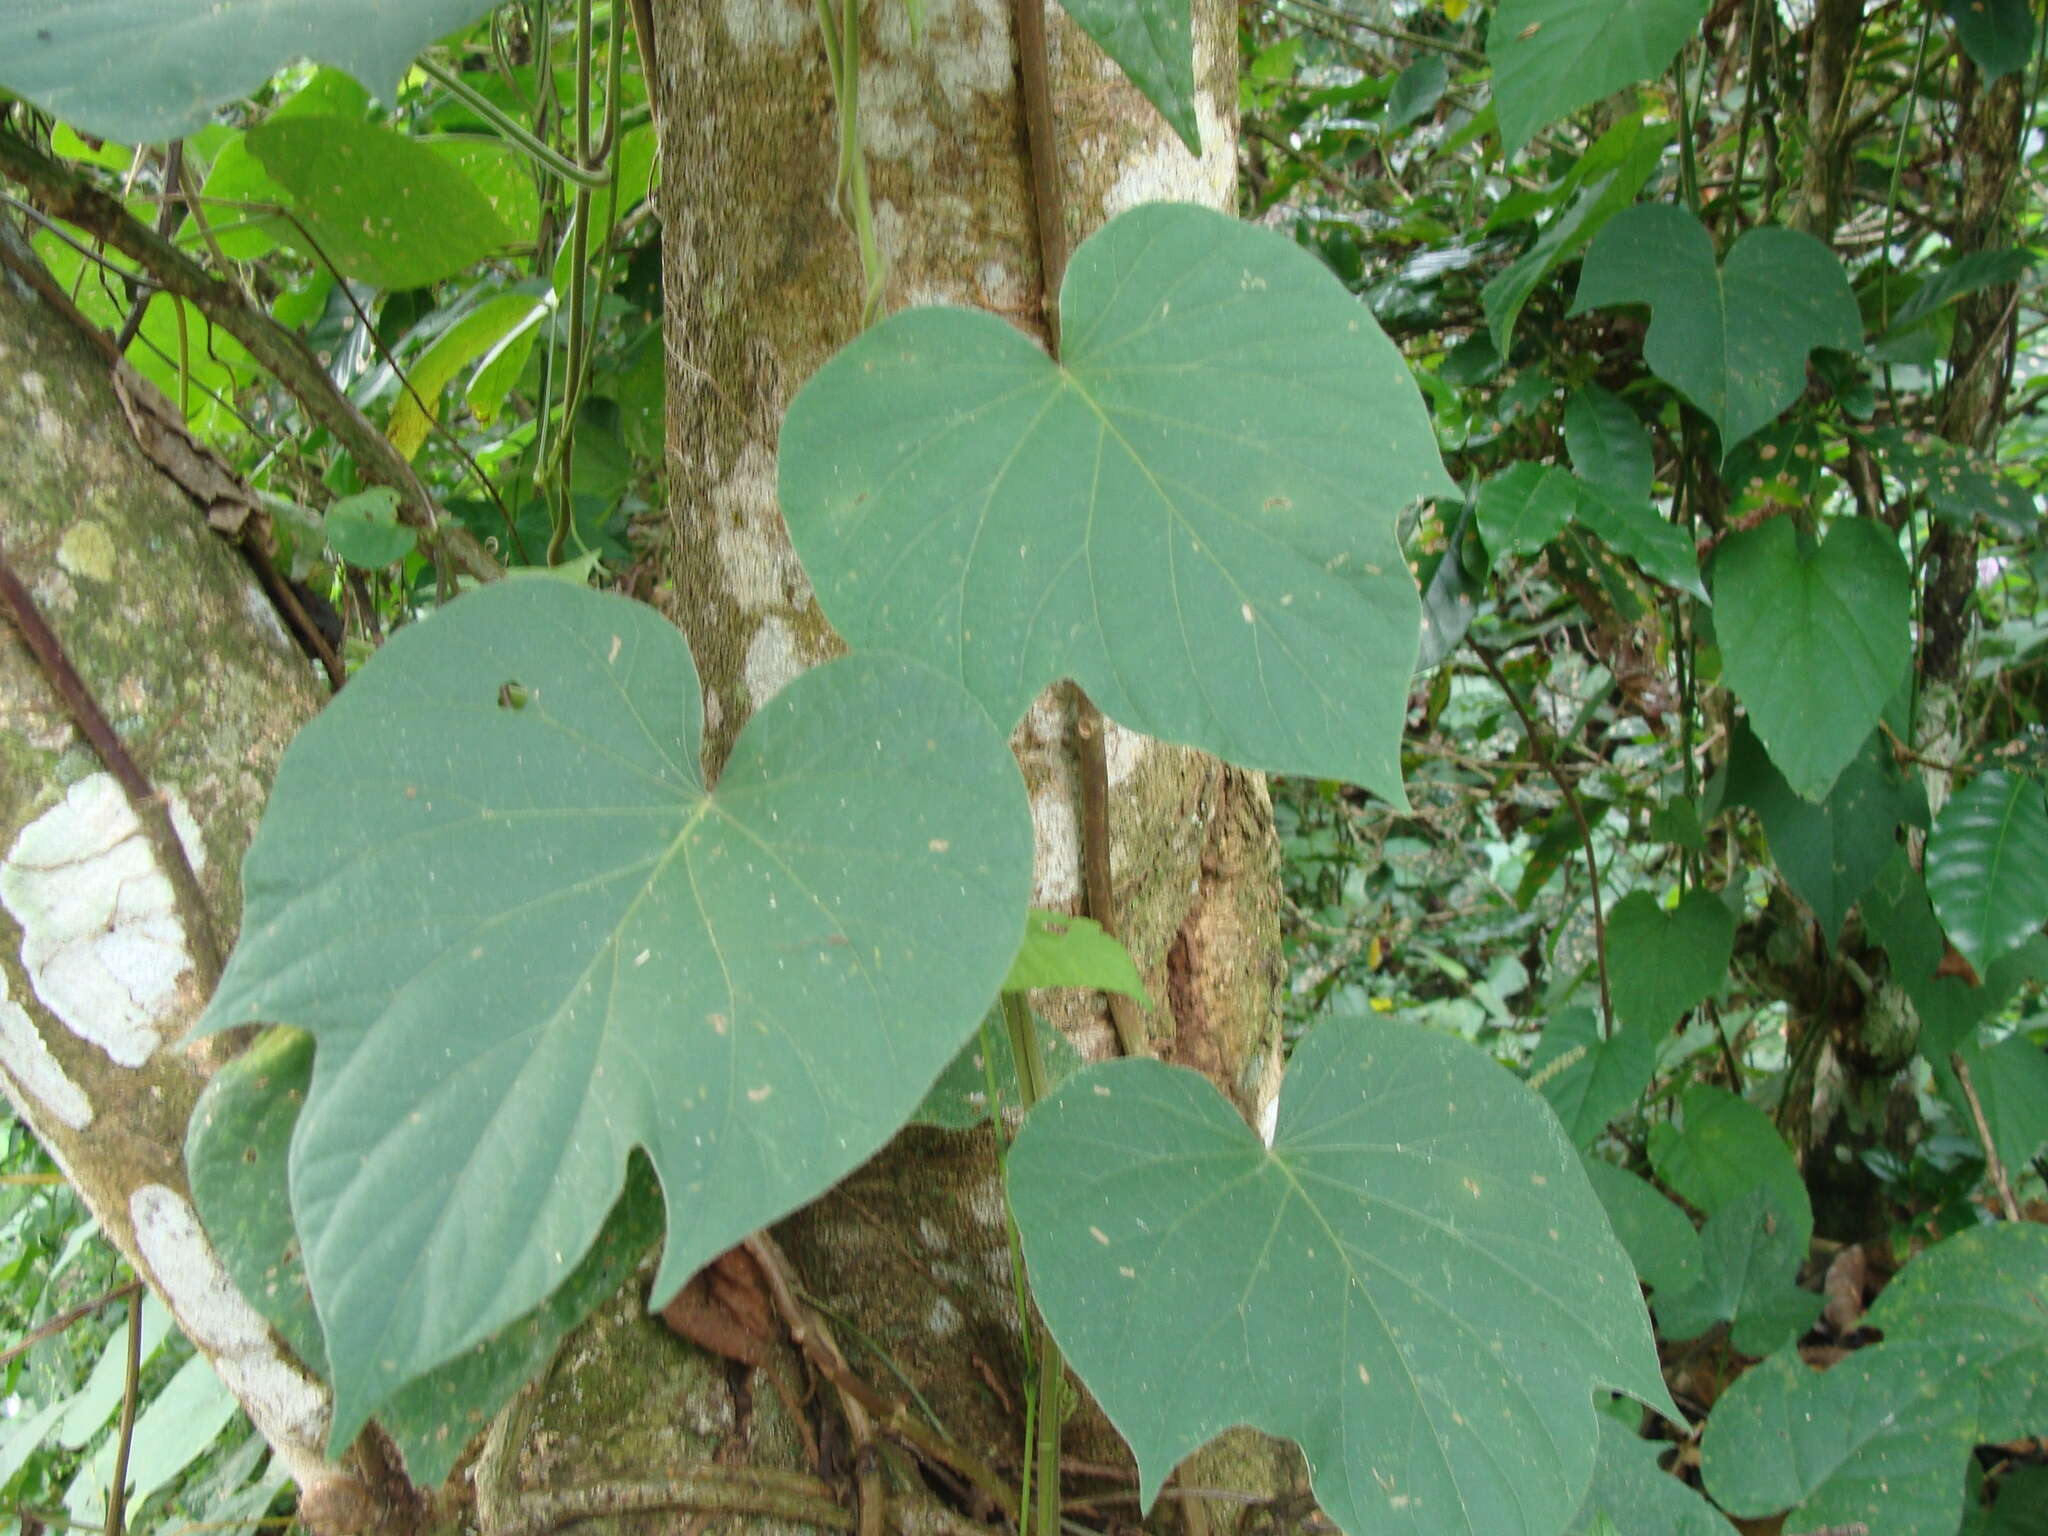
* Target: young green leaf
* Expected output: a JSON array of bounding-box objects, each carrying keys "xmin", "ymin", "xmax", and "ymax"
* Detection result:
[
  {"xmin": 781, "ymin": 202, "xmax": 1455, "ymax": 805},
  {"xmin": 1571, "ymin": 206, "xmax": 1861, "ymax": 456},
  {"xmin": 323, "ymin": 488, "xmax": 415, "ymax": 568},
  {"xmin": 1007, "ymin": 1018, "xmax": 1677, "ymax": 1536},
  {"xmin": 193, "ymin": 579, "xmax": 1035, "ymax": 1447},
  {"xmin": 1004, "ymin": 909, "xmax": 1150, "ymax": 1001},
  {"xmin": 1925, "ymin": 768, "xmax": 2048, "ymax": 977},
  {"xmin": 1712, "ymin": 517, "xmax": 1911, "ymax": 802}
]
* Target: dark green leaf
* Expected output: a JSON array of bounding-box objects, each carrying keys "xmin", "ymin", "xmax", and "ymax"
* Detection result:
[
  {"xmin": 781, "ymin": 203, "xmax": 1454, "ymax": 802},
  {"xmin": 1943, "ymin": 0, "xmax": 2037, "ymax": 79},
  {"xmin": 1647, "ymin": 1085, "xmax": 1809, "ymax": 1247},
  {"xmin": 1712, "ymin": 518, "xmax": 1911, "ymax": 801},
  {"xmin": 1578, "ymin": 1156, "xmax": 1702, "ymax": 1295},
  {"xmin": 1476, "ymin": 462, "xmax": 1577, "ymax": 563},
  {"xmin": 1571, "ymin": 207, "xmax": 1862, "ymax": 455},
  {"xmin": 0, "ymin": 0, "xmax": 498, "ymax": 143},
  {"xmin": 1008, "ymin": 1019, "xmax": 1677, "ymax": 1536},
  {"xmin": 1056, "ymin": 0, "xmax": 1200, "ymax": 152},
  {"xmin": 1529, "ymin": 1007, "xmax": 1658, "ymax": 1146},
  {"xmin": 1571, "ymin": 480, "xmax": 1708, "ymax": 601},
  {"xmin": 1388, "ymin": 54, "xmax": 1450, "ymax": 128},
  {"xmin": 1925, "ymin": 769, "xmax": 2048, "ymax": 976},
  {"xmin": 1654, "ymin": 1185, "xmax": 1820, "ymax": 1356},
  {"xmin": 195, "ymin": 579, "xmax": 1034, "ymax": 1445},
  {"xmin": 1564, "ymin": 385, "xmax": 1654, "ymax": 501},
  {"xmin": 1604, "ymin": 889, "xmax": 1734, "ymax": 1032},
  {"xmin": 1488, "ymin": 0, "xmax": 1709, "ymax": 155},
  {"xmin": 1568, "ymin": 1417, "xmax": 1737, "ymax": 1536}
]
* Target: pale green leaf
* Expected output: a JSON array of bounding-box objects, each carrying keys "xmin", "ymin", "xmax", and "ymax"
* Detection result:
[
  {"xmin": 324, "ymin": 487, "xmax": 415, "ymax": 568},
  {"xmin": 781, "ymin": 203, "xmax": 1454, "ymax": 803},
  {"xmin": 194, "ymin": 579, "xmax": 1034, "ymax": 1446},
  {"xmin": 1571, "ymin": 206, "xmax": 1861, "ymax": 455},
  {"xmin": 1925, "ymin": 769, "xmax": 2048, "ymax": 976},
  {"xmin": 1008, "ymin": 1018, "xmax": 1676, "ymax": 1536},
  {"xmin": 1712, "ymin": 517, "xmax": 1911, "ymax": 801},
  {"xmin": 1004, "ymin": 909, "xmax": 1149, "ymax": 1001},
  {"xmin": 0, "ymin": 0, "xmax": 498, "ymax": 143},
  {"xmin": 1654, "ymin": 1185, "xmax": 1820, "ymax": 1356}
]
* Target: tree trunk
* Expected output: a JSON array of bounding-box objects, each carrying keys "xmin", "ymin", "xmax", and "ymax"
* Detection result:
[{"xmin": 5, "ymin": 1, "xmax": 1297, "ymax": 1532}]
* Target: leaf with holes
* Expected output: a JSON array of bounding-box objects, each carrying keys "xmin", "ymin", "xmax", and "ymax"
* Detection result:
[
  {"xmin": 1712, "ymin": 517, "xmax": 1911, "ymax": 801},
  {"xmin": 1057, "ymin": 0, "xmax": 1200, "ymax": 153},
  {"xmin": 780, "ymin": 203, "xmax": 1454, "ymax": 805},
  {"xmin": 1604, "ymin": 889, "xmax": 1734, "ymax": 1032},
  {"xmin": 1007, "ymin": 1017, "xmax": 1677, "ymax": 1536},
  {"xmin": 1925, "ymin": 768, "xmax": 2048, "ymax": 977},
  {"xmin": 1488, "ymin": 0, "xmax": 1709, "ymax": 156},
  {"xmin": 1571, "ymin": 206, "xmax": 1861, "ymax": 456},
  {"xmin": 0, "ymin": 0, "xmax": 498, "ymax": 143},
  {"xmin": 193, "ymin": 579, "xmax": 1034, "ymax": 1446}
]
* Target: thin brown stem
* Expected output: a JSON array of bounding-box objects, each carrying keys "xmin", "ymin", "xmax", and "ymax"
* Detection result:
[
  {"xmin": 1014, "ymin": 0, "xmax": 1067, "ymax": 352},
  {"xmin": 1072, "ymin": 689, "xmax": 1146, "ymax": 1056},
  {"xmin": 0, "ymin": 1280, "xmax": 142, "ymax": 1369},
  {"xmin": 1951, "ymin": 1053, "xmax": 2021, "ymax": 1221},
  {"xmin": 0, "ymin": 542, "xmax": 222, "ymax": 989},
  {"xmin": 102, "ymin": 1295, "xmax": 145, "ymax": 1536}
]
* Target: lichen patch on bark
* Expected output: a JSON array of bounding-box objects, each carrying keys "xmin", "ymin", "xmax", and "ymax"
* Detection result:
[
  {"xmin": 0, "ymin": 991, "xmax": 92, "ymax": 1127},
  {"xmin": 0, "ymin": 773, "xmax": 207, "ymax": 1067}
]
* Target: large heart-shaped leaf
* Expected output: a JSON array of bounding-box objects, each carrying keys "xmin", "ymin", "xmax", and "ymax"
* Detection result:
[
  {"xmin": 0, "ymin": 0, "xmax": 497, "ymax": 144},
  {"xmin": 1571, "ymin": 206, "xmax": 1861, "ymax": 456},
  {"xmin": 194, "ymin": 579, "xmax": 1034, "ymax": 1445},
  {"xmin": 248, "ymin": 116, "xmax": 513, "ymax": 291},
  {"xmin": 1925, "ymin": 768, "xmax": 2048, "ymax": 977},
  {"xmin": 1604, "ymin": 888, "xmax": 1734, "ymax": 1032},
  {"xmin": 1701, "ymin": 1224, "xmax": 2048, "ymax": 1535},
  {"xmin": 1712, "ymin": 517, "xmax": 1911, "ymax": 801},
  {"xmin": 780, "ymin": 202, "xmax": 1455, "ymax": 804},
  {"xmin": 1489, "ymin": 0, "xmax": 1709, "ymax": 156},
  {"xmin": 1007, "ymin": 1018, "xmax": 1677, "ymax": 1536},
  {"xmin": 1056, "ymin": 0, "xmax": 1200, "ymax": 153},
  {"xmin": 184, "ymin": 1028, "xmax": 664, "ymax": 1487}
]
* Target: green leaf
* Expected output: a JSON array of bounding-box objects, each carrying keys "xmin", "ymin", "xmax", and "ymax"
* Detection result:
[
  {"xmin": 0, "ymin": 0, "xmax": 499, "ymax": 143},
  {"xmin": 1056, "ymin": 0, "xmax": 1200, "ymax": 153},
  {"xmin": 912, "ymin": 1008, "xmax": 1086, "ymax": 1130},
  {"xmin": 1951, "ymin": 1033, "xmax": 2048, "ymax": 1186},
  {"xmin": 323, "ymin": 487, "xmax": 415, "ymax": 568},
  {"xmin": 1721, "ymin": 721, "xmax": 1922, "ymax": 944},
  {"xmin": 1943, "ymin": 0, "xmax": 2038, "ymax": 79},
  {"xmin": 1568, "ymin": 1416, "xmax": 1737, "ymax": 1536},
  {"xmin": 1007, "ymin": 1018, "xmax": 1677, "ymax": 1536},
  {"xmin": 781, "ymin": 203, "xmax": 1454, "ymax": 803},
  {"xmin": 1891, "ymin": 247, "xmax": 2040, "ymax": 328},
  {"xmin": 1603, "ymin": 889, "xmax": 1734, "ymax": 1032},
  {"xmin": 194, "ymin": 579, "xmax": 1034, "ymax": 1446},
  {"xmin": 1481, "ymin": 116, "xmax": 1672, "ymax": 352},
  {"xmin": 1712, "ymin": 517, "xmax": 1912, "ymax": 801},
  {"xmin": 1489, "ymin": 0, "xmax": 1708, "ymax": 156},
  {"xmin": 247, "ymin": 116, "xmax": 513, "ymax": 290},
  {"xmin": 1004, "ymin": 910, "xmax": 1149, "ymax": 1001},
  {"xmin": 184, "ymin": 1027, "xmax": 667, "ymax": 1486},
  {"xmin": 1578, "ymin": 1156, "xmax": 1702, "ymax": 1295},
  {"xmin": 1387, "ymin": 54, "xmax": 1450, "ymax": 128},
  {"xmin": 1571, "ymin": 206, "xmax": 1862, "ymax": 455},
  {"xmin": 1654, "ymin": 1185, "xmax": 1820, "ymax": 1356},
  {"xmin": 1647, "ymin": 1085, "xmax": 1809, "ymax": 1247},
  {"xmin": 1702, "ymin": 1225, "xmax": 2048, "ymax": 1534},
  {"xmin": 1476, "ymin": 462, "xmax": 1578, "ymax": 564},
  {"xmin": 1925, "ymin": 769, "xmax": 2048, "ymax": 977},
  {"xmin": 1529, "ymin": 1007, "xmax": 1658, "ymax": 1146},
  {"xmin": 1564, "ymin": 386, "xmax": 1654, "ymax": 501},
  {"xmin": 1863, "ymin": 427, "xmax": 2039, "ymax": 539},
  {"xmin": 1570, "ymin": 480, "xmax": 1707, "ymax": 601}
]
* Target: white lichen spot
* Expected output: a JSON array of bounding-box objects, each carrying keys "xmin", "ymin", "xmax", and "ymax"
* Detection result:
[
  {"xmin": 1029, "ymin": 787, "xmax": 1081, "ymax": 905},
  {"xmin": 1101, "ymin": 28, "xmax": 1233, "ymax": 216},
  {"xmin": 1103, "ymin": 719, "xmax": 1150, "ymax": 789},
  {"xmin": 712, "ymin": 443, "xmax": 803, "ymax": 615},
  {"xmin": 56, "ymin": 521, "xmax": 117, "ymax": 583},
  {"xmin": 743, "ymin": 614, "xmax": 806, "ymax": 710},
  {"xmin": 703, "ymin": 688, "xmax": 725, "ymax": 738},
  {"xmin": 0, "ymin": 775, "xmax": 207, "ymax": 1067},
  {"xmin": 1257, "ymin": 1088, "xmax": 1280, "ymax": 1149},
  {"xmin": 130, "ymin": 1184, "xmax": 331, "ymax": 1470},
  {"xmin": 0, "ymin": 991, "xmax": 93, "ymax": 1128},
  {"xmin": 18, "ymin": 369, "xmax": 44, "ymax": 399},
  {"xmin": 240, "ymin": 583, "xmax": 294, "ymax": 652},
  {"xmin": 717, "ymin": 0, "xmax": 808, "ymax": 48},
  {"xmin": 925, "ymin": 1296, "xmax": 962, "ymax": 1337},
  {"xmin": 965, "ymin": 1180, "xmax": 1008, "ymax": 1231},
  {"xmin": 977, "ymin": 259, "xmax": 1026, "ymax": 313},
  {"xmin": 916, "ymin": 1217, "xmax": 950, "ymax": 1252}
]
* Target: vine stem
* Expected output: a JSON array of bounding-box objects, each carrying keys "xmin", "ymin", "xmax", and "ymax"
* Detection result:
[
  {"xmin": 1473, "ymin": 646, "xmax": 1615, "ymax": 1037},
  {"xmin": 1951, "ymin": 1053, "xmax": 2021, "ymax": 1221},
  {"xmin": 102, "ymin": 1293, "xmax": 144, "ymax": 1536},
  {"xmin": 0, "ymin": 1279, "xmax": 141, "ymax": 1369},
  {"xmin": 0, "ymin": 541, "xmax": 222, "ymax": 990},
  {"xmin": 1000, "ymin": 991, "xmax": 1063, "ymax": 1536}
]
